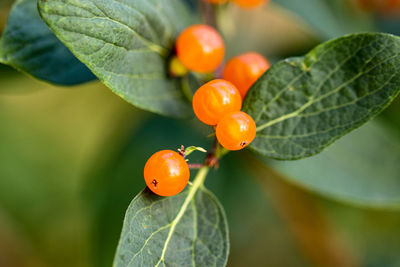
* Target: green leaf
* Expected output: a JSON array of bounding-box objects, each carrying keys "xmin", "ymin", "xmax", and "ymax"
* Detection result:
[
  {"xmin": 243, "ymin": 33, "xmax": 400, "ymax": 160},
  {"xmin": 38, "ymin": 0, "xmax": 197, "ymax": 117},
  {"xmin": 265, "ymin": 120, "xmax": 400, "ymax": 209},
  {"xmin": 0, "ymin": 0, "xmax": 95, "ymax": 85},
  {"xmin": 185, "ymin": 146, "xmax": 207, "ymax": 156},
  {"xmin": 113, "ymin": 169, "xmax": 229, "ymax": 267}
]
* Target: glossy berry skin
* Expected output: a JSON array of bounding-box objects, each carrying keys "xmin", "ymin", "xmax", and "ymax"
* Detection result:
[
  {"xmin": 176, "ymin": 24, "xmax": 225, "ymax": 73},
  {"xmin": 144, "ymin": 150, "xmax": 190, "ymax": 197},
  {"xmin": 216, "ymin": 111, "xmax": 257, "ymax": 151},
  {"xmin": 223, "ymin": 52, "xmax": 270, "ymax": 99},
  {"xmin": 232, "ymin": 0, "xmax": 268, "ymax": 8},
  {"xmin": 193, "ymin": 79, "xmax": 242, "ymax": 126}
]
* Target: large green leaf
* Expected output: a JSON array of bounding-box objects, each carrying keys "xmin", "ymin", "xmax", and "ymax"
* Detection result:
[
  {"xmin": 113, "ymin": 174, "xmax": 229, "ymax": 267},
  {"xmin": 38, "ymin": 0, "xmax": 197, "ymax": 117},
  {"xmin": 265, "ymin": 120, "xmax": 400, "ymax": 209},
  {"xmin": 0, "ymin": 0, "xmax": 95, "ymax": 85},
  {"xmin": 243, "ymin": 33, "xmax": 400, "ymax": 160}
]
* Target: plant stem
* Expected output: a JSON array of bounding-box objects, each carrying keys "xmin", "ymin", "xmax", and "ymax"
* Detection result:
[
  {"xmin": 192, "ymin": 166, "xmax": 210, "ymax": 188},
  {"xmin": 181, "ymin": 75, "xmax": 193, "ymax": 102},
  {"xmin": 205, "ymin": 138, "xmax": 229, "ymax": 168},
  {"xmin": 199, "ymin": 0, "xmax": 217, "ymax": 28}
]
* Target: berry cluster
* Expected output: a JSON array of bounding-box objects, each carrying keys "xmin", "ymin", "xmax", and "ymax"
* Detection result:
[
  {"xmin": 177, "ymin": 24, "xmax": 264, "ymax": 151},
  {"xmin": 204, "ymin": 0, "xmax": 268, "ymax": 8},
  {"xmin": 193, "ymin": 79, "xmax": 256, "ymax": 151},
  {"xmin": 145, "ymin": 6, "xmax": 270, "ymax": 196}
]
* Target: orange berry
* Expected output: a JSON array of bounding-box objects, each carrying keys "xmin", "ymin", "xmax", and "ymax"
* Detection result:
[
  {"xmin": 193, "ymin": 79, "xmax": 242, "ymax": 125},
  {"xmin": 216, "ymin": 111, "xmax": 256, "ymax": 151},
  {"xmin": 203, "ymin": 0, "xmax": 228, "ymax": 3},
  {"xmin": 176, "ymin": 24, "xmax": 225, "ymax": 73},
  {"xmin": 232, "ymin": 0, "xmax": 268, "ymax": 8},
  {"xmin": 144, "ymin": 150, "xmax": 190, "ymax": 196},
  {"xmin": 223, "ymin": 52, "xmax": 270, "ymax": 99}
]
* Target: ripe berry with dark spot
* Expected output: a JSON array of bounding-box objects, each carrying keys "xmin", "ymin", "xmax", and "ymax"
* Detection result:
[
  {"xmin": 216, "ymin": 111, "xmax": 257, "ymax": 151},
  {"xmin": 144, "ymin": 150, "xmax": 190, "ymax": 196}
]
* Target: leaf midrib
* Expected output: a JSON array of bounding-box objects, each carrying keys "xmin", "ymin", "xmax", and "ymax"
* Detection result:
[
  {"xmin": 154, "ymin": 167, "xmax": 209, "ymax": 267},
  {"xmin": 256, "ymin": 43, "xmax": 399, "ymax": 132},
  {"xmin": 40, "ymin": 1, "xmax": 168, "ymax": 56}
]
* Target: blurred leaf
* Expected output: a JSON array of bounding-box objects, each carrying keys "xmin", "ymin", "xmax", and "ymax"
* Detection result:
[
  {"xmin": 113, "ymin": 181, "xmax": 229, "ymax": 267},
  {"xmin": 243, "ymin": 33, "xmax": 400, "ymax": 160},
  {"xmin": 0, "ymin": 0, "xmax": 95, "ymax": 85},
  {"xmin": 320, "ymin": 200, "xmax": 400, "ymax": 267},
  {"xmin": 273, "ymin": 0, "xmax": 375, "ymax": 39},
  {"xmin": 38, "ymin": 0, "xmax": 198, "ymax": 117},
  {"xmin": 263, "ymin": 120, "xmax": 400, "ymax": 209},
  {"xmin": 249, "ymin": 153, "xmax": 400, "ymax": 267},
  {"xmin": 246, "ymin": 155, "xmax": 359, "ymax": 267}
]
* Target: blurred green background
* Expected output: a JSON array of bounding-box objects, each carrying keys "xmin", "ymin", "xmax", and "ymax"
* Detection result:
[{"xmin": 1, "ymin": 0, "xmax": 400, "ymax": 266}]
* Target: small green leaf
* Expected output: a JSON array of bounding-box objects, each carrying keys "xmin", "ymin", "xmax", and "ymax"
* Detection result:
[
  {"xmin": 243, "ymin": 33, "xmax": 400, "ymax": 160},
  {"xmin": 185, "ymin": 146, "xmax": 207, "ymax": 156},
  {"xmin": 0, "ymin": 0, "xmax": 95, "ymax": 85},
  {"xmin": 38, "ymin": 0, "xmax": 198, "ymax": 117},
  {"xmin": 113, "ymin": 169, "xmax": 229, "ymax": 267}
]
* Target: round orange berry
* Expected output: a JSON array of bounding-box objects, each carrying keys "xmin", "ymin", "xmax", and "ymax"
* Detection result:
[
  {"xmin": 232, "ymin": 0, "xmax": 268, "ymax": 8},
  {"xmin": 144, "ymin": 150, "xmax": 190, "ymax": 196},
  {"xmin": 216, "ymin": 111, "xmax": 256, "ymax": 151},
  {"xmin": 193, "ymin": 79, "xmax": 242, "ymax": 126},
  {"xmin": 176, "ymin": 24, "xmax": 225, "ymax": 73},
  {"xmin": 223, "ymin": 52, "xmax": 270, "ymax": 99}
]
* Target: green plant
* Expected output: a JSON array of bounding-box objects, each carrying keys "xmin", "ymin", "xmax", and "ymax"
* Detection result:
[{"xmin": 1, "ymin": 0, "xmax": 400, "ymax": 266}]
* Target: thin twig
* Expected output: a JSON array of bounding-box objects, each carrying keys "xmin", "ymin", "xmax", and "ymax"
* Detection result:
[{"xmin": 198, "ymin": 0, "xmax": 217, "ymax": 28}]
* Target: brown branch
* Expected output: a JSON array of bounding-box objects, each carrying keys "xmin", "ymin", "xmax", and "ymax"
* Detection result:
[{"xmin": 198, "ymin": 0, "xmax": 217, "ymax": 28}]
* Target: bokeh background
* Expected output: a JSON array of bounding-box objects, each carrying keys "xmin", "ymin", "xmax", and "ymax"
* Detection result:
[{"xmin": 1, "ymin": 0, "xmax": 400, "ymax": 266}]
